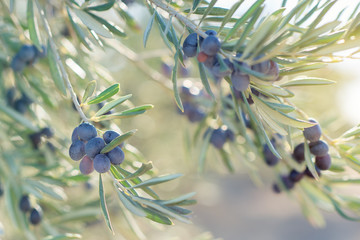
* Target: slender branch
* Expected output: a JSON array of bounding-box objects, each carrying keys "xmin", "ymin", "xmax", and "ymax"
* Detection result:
[
  {"xmin": 34, "ymin": 0, "xmax": 88, "ymax": 122},
  {"xmin": 149, "ymin": 0, "xmax": 208, "ymax": 38}
]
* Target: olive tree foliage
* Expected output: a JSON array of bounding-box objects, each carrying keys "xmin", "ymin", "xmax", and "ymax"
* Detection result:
[{"xmin": 0, "ymin": 0, "xmax": 360, "ymax": 239}]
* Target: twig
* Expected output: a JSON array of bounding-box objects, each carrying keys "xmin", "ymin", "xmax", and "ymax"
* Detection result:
[
  {"xmin": 149, "ymin": 0, "xmax": 208, "ymax": 38},
  {"xmin": 34, "ymin": 0, "xmax": 89, "ymax": 122}
]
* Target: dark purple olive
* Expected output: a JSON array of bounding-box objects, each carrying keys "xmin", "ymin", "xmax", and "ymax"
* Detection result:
[
  {"xmin": 289, "ymin": 169, "xmax": 304, "ymax": 182},
  {"xmin": 315, "ymin": 154, "xmax": 331, "ymax": 170},
  {"xmin": 29, "ymin": 207, "xmax": 42, "ymax": 225},
  {"xmin": 10, "ymin": 55, "xmax": 25, "ymax": 72},
  {"xmin": 71, "ymin": 127, "xmax": 80, "ymax": 142},
  {"xmin": 69, "ymin": 140, "xmax": 85, "ymax": 161},
  {"xmin": 281, "ymin": 175, "xmax": 295, "ymax": 190},
  {"xmin": 225, "ymin": 129, "xmax": 235, "ymax": 142},
  {"xmin": 201, "ymin": 36, "xmax": 221, "ymax": 56},
  {"xmin": 19, "ymin": 195, "xmax": 31, "ymax": 212},
  {"xmin": 103, "ymin": 130, "xmax": 120, "ymax": 144},
  {"xmin": 211, "ymin": 61, "xmax": 232, "ymax": 79},
  {"xmin": 231, "ymin": 71, "xmax": 250, "ymax": 91},
  {"xmin": 6, "ymin": 87, "xmax": 16, "ymax": 106},
  {"xmin": 303, "ymin": 119, "xmax": 322, "ymax": 142},
  {"xmin": 85, "ymin": 137, "xmax": 105, "ymax": 159},
  {"xmin": 77, "ymin": 122, "xmax": 97, "ymax": 141},
  {"xmin": 93, "ymin": 154, "xmax": 111, "ymax": 173},
  {"xmin": 79, "ymin": 155, "xmax": 94, "ymax": 175},
  {"xmin": 14, "ymin": 99, "xmax": 28, "ymax": 114},
  {"xmin": 18, "ymin": 45, "xmax": 37, "ymax": 62},
  {"xmin": 292, "ymin": 143, "xmax": 305, "ymax": 163},
  {"xmin": 309, "ymin": 140, "xmax": 329, "ymax": 157},
  {"xmin": 29, "ymin": 132, "xmax": 42, "ymax": 149},
  {"xmin": 263, "ymin": 144, "xmax": 280, "ymax": 166},
  {"xmin": 106, "ymin": 147, "xmax": 125, "ymax": 165},
  {"xmin": 199, "ymin": 30, "xmax": 217, "ymax": 46},
  {"xmin": 209, "ymin": 128, "xmax": 227, "ymax": 149},
  {"xmin": 183, "ymin": 33, "xmax": 198, "ymax": 57},
  {"xmin": 40, "ymin": 127, "xmax": 54, "ymax": 138}
]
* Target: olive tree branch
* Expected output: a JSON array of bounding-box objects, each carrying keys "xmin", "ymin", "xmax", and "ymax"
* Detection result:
[
  {"xmin": 34, "ymin": 0, "xmax": 88, "ymax": 122},
  {"xmin": 149, "ymin": 0, "xmax": 207, "ymax": 38}
]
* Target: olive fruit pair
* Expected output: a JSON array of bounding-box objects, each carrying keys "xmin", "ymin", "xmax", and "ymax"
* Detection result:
[
  {"xmin": 183, "ymin": 30, "xmax": 220, "ymax": 58},
  {"xmin": 29, "ymin": 127, "xmax": 54, "ymax": 149},
  {"xmin": 19, "ymin": 195, "xmax": 42, "ymax": 225},
  {"xmin": 69, "ymin": 123, "xmax": 125, "ymax": 174},
  {"xmin": 6, "ymin": 87, "xmax": 33, "ymax": 114},
  {"xmin": 11, "ymin": 44, "xmax": 46, "ymax": 72}
]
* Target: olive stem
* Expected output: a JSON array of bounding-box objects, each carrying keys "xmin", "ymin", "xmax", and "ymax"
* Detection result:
[{"xmin": 149, "ymin": 0, "xmax": 208, "ymax": 38}]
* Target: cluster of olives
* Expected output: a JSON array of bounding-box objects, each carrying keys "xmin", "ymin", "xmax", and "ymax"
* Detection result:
[
  {"xmin": 302, "ymin": 119, "xmax": 331, "ymax": 170},
  {"xmin": 178, "ymin": 80, "xmax": 206, "ymax": 123},
  {"xmin": 183, "ymin": 30, "xmax": 220, "ymax": 59},
  {"xmin": 11, "ymin": 44, "xmax": 46, "ymax": 72},
  {"xmin": 183, "ymin": 31, "xmax": 279, "ymax": 91},
  {"xmin": 273, "ymin": 119, "xmax": 331, "ymax": 193},
  {"xmin": 6, "ymin": 87, "xmax": 33, "ymax": 114},
  {"xmin": 29, "ymin": 127, "xmax": 54, "ymax": 150},
  {"xmin": 69, "ymin": 123, "xmax": 125, "ymax": 174},
  {"xmin": 19, "ymin": 195, "xmax": 42, "ymax": 225},
  {"xmin": 292, "ymin": 119, "xmax": 331, "ymax": 173}
]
